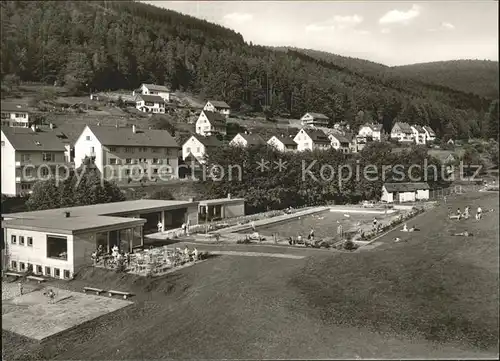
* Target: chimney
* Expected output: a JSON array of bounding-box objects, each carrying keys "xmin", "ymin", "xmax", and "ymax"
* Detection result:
[
  {"xmin": 132, "ymin": 124, "xmax": 137, "ymax": 134},
  {"xmin": 64, "ymin": 211, "xmax": 70, "ymax": 218},
  {"xmin": 227, "ymin": 193, "xmax": 231, "ymax": 199},
  {"xmin": 49, "ymin": 123, "xmax": 54, "ymax": 129},
  {"xmin": 31, "ymin": 124, "xmax": 37, "ymax": 132}
]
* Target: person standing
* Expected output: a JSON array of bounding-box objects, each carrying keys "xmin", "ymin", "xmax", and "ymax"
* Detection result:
[
  {"xmin": 181, "ymin": 222, "xmax": 187, "ymax": 235},
  {"xmin": 308, "ymin": 228, "xmax": 315, "ymax": 240},
  {"xmin": 476, "ymin": 206, "xmax": 482, "ymax": 220},
  {"xmin": 18, "ymin": 282, "xmax": 23, "ymax": 296},
  {"xmin": 157, "ymin": 220, "xmax": 163, "ymax": 233}
]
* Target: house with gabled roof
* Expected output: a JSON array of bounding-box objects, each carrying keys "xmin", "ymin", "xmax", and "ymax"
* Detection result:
[
  {"xmin": 357, "ymin": 123, "xmax": 383, "ymax": 141},
  {"xmin": 135, "ymin": 94, "xmax": 166, "ymax": 114},
  {"xmin": 423, "ymin": 126, "xmax": 436, "ymax": 142},
  {"xmin": 74, "ymin": 125, "xmax": 179, "ymax": 182},
  {"xmin": 391, "ymin": 122, "xmax": 414, "ymax": 143},
  {"xmin": 196, "ymin": 110, "xmax": 227, "ymax": 136},
  {"xmin": 133, "ymin": 83, "xmax": 170, "ymax": 102},
  {"xmin": 381, "ymin": 182, "xmax": 430, "ymax": 203},
  {"xmin": 267, "ymin": 135, "xmax": 298, "ymax": 152},
  {"xmin": 328, "ymin": 133, "xmax": 352, "ymax": 153},
  {"xmin": 229, "ymin": 133, "xmax": 266, "ymax": 148},
  {"xmin": 1, "ymin": 126, "xmax": 69, "ymax": 195},
  {"xmin": 300, "ymin": 112, "xmax": 330, "ymax": 127},
  {"xmin": 1, "ymin": 102, "xmax": 30, "ymax": 128},
  {"xmin": 203, "ymin": 100, "xmax": 231, "ymax": 117},
  {"xmin": 293, "ymin": 128, "xmax": 331, "ymax": 151},
  {"xmin": 411, "ymin": 125, "xmax": 427, "ymax": 145},
  {"xmin": 182, "ymin": 135, "xmax": 222, "ymax": 163}
]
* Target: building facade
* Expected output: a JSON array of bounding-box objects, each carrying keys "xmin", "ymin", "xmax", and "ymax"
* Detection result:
[
  {"xmin": 135, "ymin": 94, "xmax": 166, "ymax": 113},
  {"xmin": 381, "ymin": 182, "xmax": 430, "ymax": 203},
  {"xmin": 293, "ymin": 128, "xmax": 331, "ymax": 151},
  {"xmin": 1, "ymin": 103, "xmax": 30, "ymax": 128},
  {"xmin": 182, "ymin": 135, "xmax": 222, "ymax": 162},
  {"xmin": 195, "ymin": 110, "xmax": 227, "ymax": 136},
  {"xmin": 267, "ymin": 136, "xmax": 298, "ymax": 152},
  {"xmin": 133, "ymin": 83, "xmax": 170, "ymax": 102},
  {"xmin": 391, "ymin": 122, "xmax": 414, "ymax": 143},
  {"xmin": 203, "ymin": 100, "xmax": 231, "ymax": 117},
  {"xmin": 300, "ymin": 112, "xmax": 330, "ymax": 127},
  {"xmin": 229, "ymin": 133, "xmax": 266, "ymax": 148},
  {"xmin": 357, "ymin": 124, "xmax": 382, "ymax": 141}
]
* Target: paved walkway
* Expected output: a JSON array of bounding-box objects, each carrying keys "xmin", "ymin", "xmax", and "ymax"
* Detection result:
[{"xmin": 203, "ymin": 250, "xmax": 305, "ymax": 259}]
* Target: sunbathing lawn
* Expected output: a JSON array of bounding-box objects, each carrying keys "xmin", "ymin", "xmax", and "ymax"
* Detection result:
[{"xmin": 2, "ymin": 191, "xmax": 498, "ymax": 359}]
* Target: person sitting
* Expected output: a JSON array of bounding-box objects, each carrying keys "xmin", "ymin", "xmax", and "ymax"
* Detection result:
[
  {"xmin": 288, "ymin": 237, "xmax": 294, "ymax": 245},
  {"xmin": 297, "ymin": 235, "xmax": 303, "ymax": 244},
  {"xmin": 476, "ymin": 206, "xmax": 483, "ymax": 220},
  {"xmin": 191, "ymin": 248, "xmax": 199, "ymax": 261},
  {"xmin": 453, "ymin": 231, "xmax": 472, "ymax": 237},
  {"xmin": 401, "ymin": 223, "xmax": 408, "ymax": 232},
  {"xmin": 394, "ymin": 237, "xmax": 401, "ymax": 243}
]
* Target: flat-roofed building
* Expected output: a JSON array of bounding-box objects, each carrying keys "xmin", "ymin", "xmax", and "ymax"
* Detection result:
[{"xmin": 198, "ymin": 196, "xmax": 245, "ymax": 222}]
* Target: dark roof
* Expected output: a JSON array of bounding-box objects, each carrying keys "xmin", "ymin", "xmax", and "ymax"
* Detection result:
[
  {"xmin": 207, "ymin": 100, "xmax": 230, "ymax": 109},
  {"xmin": 53, "ymin": 123, "xmax": 86, "ymax": 146},
  {"xmin": 143, "ymin": 83, "xmax": 170, "ymax": 92},
  {"xmin": 423, "ymin": 126, "xmax": 436, "ymax": 136},
  {"xmin": 305, "ymin": 112, "xmax": 329, "ymax": 120},
  {"xmin": 237, "ymin": 133, "xmax": 266, "ymax": 146},
  {"xmin": 192, "ymin": 135, "xmax": 222, "ymax": 147},
  {"xmin": 1, "ymin": 102, "xmax": 29, "ymax": 113},
  {"xmin": 137, "ymin": 94, "xmax": 165, "ymax": 103},
  {"xmin": 364, "ymin": 123, "xmax": 382, "ymax": 131},
  {"xmin": 393, "ymin": 122, "xmax": 413, "ymax": 134},
  {"xmin": 270, "ymin": 135, "xmax": 297, "ymax": 146},
  {"xmin": 412, "ymin": 125, "xmax": 425, "ymax": 133},
  {"xmin": 1, "ymin": 127, "xmax": 66, "ymax": 151},
  {"xmin": 330, "ymin": 133, "xmax": 351, "ymax": 144},
  {"xmin": 87, "ymin": 125, "xmax": 178, "ymax": 148},
  {"xmin": 303, "ymin": 129, "xmax": 330, "ymax": 144},
  {"xmin": 203, "ymin": 110, "xmax": 226, "ymax": 127},
  {"xmin": 384, "ymin": 182, "xmax": 430, "ymax": 192}
]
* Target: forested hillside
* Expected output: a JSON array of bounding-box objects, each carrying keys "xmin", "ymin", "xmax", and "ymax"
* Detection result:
[
  {"xmin": 388, "ymin": 60, "xmax": 499, "ymax": 100},
  {"xmin": 1, "ymin": 0, "xmax": 498, "ymax": 140}
]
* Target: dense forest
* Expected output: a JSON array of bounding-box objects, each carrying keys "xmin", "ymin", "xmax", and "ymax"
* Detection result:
[{"xmin": 1, "ymin": 0, "xmax": 498, "ymax": 140}]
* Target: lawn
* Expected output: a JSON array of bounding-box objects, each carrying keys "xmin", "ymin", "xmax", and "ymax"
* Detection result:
[{"xmin": 2, "ymin": 191, "xmax": 498, "ymax": 360}]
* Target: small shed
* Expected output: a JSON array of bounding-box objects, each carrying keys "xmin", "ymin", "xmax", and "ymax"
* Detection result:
[
  {"xmin": 381, "ymin": 182, "xmax": 430, "ymax": 203},
  {"xmin": 198, "ymin": 196, "xmax": 245, "ymax": 222}
]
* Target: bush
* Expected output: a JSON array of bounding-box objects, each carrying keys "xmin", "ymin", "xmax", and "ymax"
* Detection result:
[{"xmin": 343, "ymin": 240, "xmax": 356, "ymax": 250}]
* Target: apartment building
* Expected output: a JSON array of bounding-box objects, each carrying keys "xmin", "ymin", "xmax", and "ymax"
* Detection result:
[
  {"xmin": 1, "ymin": 127, "xmax": 69, "ymax": 196},
  {"xmin": 74, "ymin": 125, "xmax": 180, "ymax": 182},
  {"xmin": 1, "ymin": 102, "xmax": 30, "ymax": 128}
]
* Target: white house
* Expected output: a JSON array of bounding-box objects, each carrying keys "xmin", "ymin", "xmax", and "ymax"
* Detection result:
[
  {"xmin": 267, "ymin": 135, "xmax": 298, "ymax": 152},
  {"xmin": 380, "ymin": 182, "xmax": 430, "ymax": 203},
  {"xmin": 195, "ymin": 110, "xmax": 227, "ymax": 136},
  {"xmin": 135, "ymin": 94, "xmax": 166, "ymax": 114},
  {"xmin": 328, "ymin": 133, "xmax": 351, "ymax": 153},
  {"xmin": 1, "ymin": 102, "xmax": 30, "ymax": 128},
  {"xmin": 411, "ymin": 125, "xmax": 427, "ymax": 145},
  {"xmin": 300, "ymin": 112, "xmax": 330, "ymax": 127},
  {"xmin": 203, "ymin": 100, "xmax": 231, "ymax": 118},
  {"xmin": 390, "ymin": 122, "xmax": 414, "ymax": 143},
  {"xmin": 293, "ymin": 128, "xmax": 331, "ymax": 152},
  {"xmin": 182, "ymin": 135, "xmax": 222, "ymax": 162},
  {"xmin": 74, "ymin": 125, "xmax": 179, "ymax": 182},
  {"xmin": 229, "ymin": 133, "xmax": 266, "ymax": 148},
  {"xmin": 357, "ymin": 123, "xmax": 382, "ymax": 141},
  {"xmin": 423, "ymin": 126, "xmax": 437, "ymax": 142},
  {"xmin": 133, "ymin": 83, "xmax": 170, "ymax": 102},
  {"xmin": 1, "ymin": 127, "xmax": 69, "ymax": 196}
]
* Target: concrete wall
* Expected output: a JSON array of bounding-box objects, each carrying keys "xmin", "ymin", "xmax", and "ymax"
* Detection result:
[
  {"xmin": 398, "ymin": 191, "xmax": 416, "ymax": 203},
  {"xmin": 1, "ymin": 132, "xmax": 16, "ymax": 196},
  {"xmin": 5, "ymin": 228, "xmax": 73, "ymax": 278},
  {"xmin": 225, "ymin": 201, "xmax": 245, "ymax": 218},
  {"xmin": 187, "ymin": 204, "xmax": 199, "ymax": 225}
]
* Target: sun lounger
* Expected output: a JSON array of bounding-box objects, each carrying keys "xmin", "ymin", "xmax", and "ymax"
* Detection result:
[
  {"xmin": 108, "ymin": 289, "xmax": 132, "ymax": 300},
  {"xmin": 83, "ymin": 287, "xmax": 104, "ymax": 295},
  {"xmin": 27, "ymin": 275, "xmax": 46, "ymax": 283}
]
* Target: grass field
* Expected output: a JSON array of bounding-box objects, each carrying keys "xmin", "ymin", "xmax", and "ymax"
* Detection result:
[{"xmin": 2, "ymin": 191, "xmax": 498, "ymax": 359}]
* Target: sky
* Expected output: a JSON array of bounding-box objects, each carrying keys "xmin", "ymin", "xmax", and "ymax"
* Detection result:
[{"xmin": 143, "ymin": 1, "xmax": 499, "ymax": 66}]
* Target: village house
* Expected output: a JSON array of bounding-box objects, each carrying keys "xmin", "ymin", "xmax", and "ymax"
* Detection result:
[
  {"xmin": 203, "ymin": 100, "xmax": 231, "ymax": 118},
  {"xmin": 390, "ymin": 122, "xmax": 414, "ymax": 143},
  {"xmin": 300, "ymin": 112, "xmax": 330, "ymax": 127},
  {"xmin": 133, "ymin": 83, "xmax": 170, "ymax": 102},
  {"xmin": 380, "ymin": 182, "xmax": 430, "ymax": 203},
  {"xmin": 267, "ymin": 135, "xmax": 298, "ymax": 152},
  {"xmin": 2, "ymin": 199, "xmax": 199, "ymax": 278},
  {"xmin": 1, "ymin": 126, "xmax": 69, "ymax": 196},
  {"xmin": 135, "ymin": 94, "xmax": 166, "ymax": 114},
  {"xmin": 229, "ymin": 133, "xmax": 266, "ymax": 148},
  {"xmin": 411, "ymin": 125, "xmax": 427, "ymax": 145},
  {"xmin": 357, "ymin": 123, "xmax": 383, "ymax": 141},
  {"xmin": 195, "ymin": 110, "xmax": 227, "ymax": 136},
  {"xmin": 293, "ymin": 128, "xmax": 331, "ymax": 151},
  {"xmin": 423, "ymin": 126, "xmax": 437, "ymax": 142},
  {"xmin": 429, "ymin": 150, "xmax": 457, "ymax": 176},
  {"xmin": 182, "ymin": 135, "xmax": 222, "ymax": 163},
  {"xmin": 328, "ymin": 133, "xmax": 352, "ymax": 153},
  {"xmin": 74, "ymin": 125, "xmax": 179, "ymax": 182},
  {"xmin": 1, "ymin": 102, "xmax": 30, "ymax": 128}
]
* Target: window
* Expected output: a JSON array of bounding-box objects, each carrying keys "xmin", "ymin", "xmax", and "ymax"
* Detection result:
[
  {"xmin": 152, "ymin": 148, "xmax": 159, "ymax": 153},
  {"xmin": 54, "ymin": 268, "xmax": 60, "ymax": 278},
  {"xmin": 196, "ymin": 147, "xmax": 200, "ymax": 153},
  {"xmin": 41, "ymin": 168, "xmax": 49, "ymax": 176},
  {"xmin": 186, "ymin": 147, "xmax": 191, "ymax": 153},
  {"xmin": 20, "ymin": 262, "xmax": 25, "ymax": 271},
  {"xmin": 45, "ymin": 266, "xmax": 51, "ymax": 276},
  {"xmin": 11, "ymin": 261, "xmax": 17, "ymax": 270},
  {"xmin": 42, "ymin": 153, "xmax": 54, "ymax": 162},
  {"xmin": 1, "ymin": 140, "xmax": 5, "ymax": 146},
  {"xmin": 125, "ymin": 147, "xmax": 134, "ymax": 153},
  {"xmin": 125, "ymin": 158, "xmax": 132, "ymax": 164},
  {"xmin": 19, "ymin": 236, "xmax": 25, "ymax": 245},
  {"xmin": 25, "ymin": 167, "xmax": 33, "ymax": 177},
  {"xmin": 11, "ymin": 235, "xmax": 16, "ymax": 244},
  {"xmin": 165, "ymin": 158, "xmax": 170, "ymax": 165},
  {"xmin": 64, "ymin": 270, "xmax": 70, "ymax": 279},
  {"xmin": 109, "ymin": 146, "xmax": 116, "ymax": 152},
  {"xmin": 27, "ymin": 237, "xmax": 33, "ymax": 246},
  {"xmin": 109, "ymin": 158, "xmax": 117, "ymax": 165},
  {"xmin": 125, "ymin": 169, "xmax": 131, "ymax": 175},
  {"xmin": 86, "ymin": 136, "xmax": 91, "ymax": 141},
  {"xmin": 90, "ymin": 146, "xmax": 95, "ymax": 153},
  {"xmin": 21, "ymin": 184, "xmax": 32, "ymax": 190},
  {"xmin": 21, "ymin": 154, "xmax": 31, "ymax": 162},
  {"xmin": 46, "ymin": 235, "xmax": 68, "ymax": 260},
  {"xmin": 152, "ymin": 158, "xmax": 159, "ymax": 164},
  {"xmin": 36, "ymin": 265, "xmax": 43, "ymax": 274}
]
